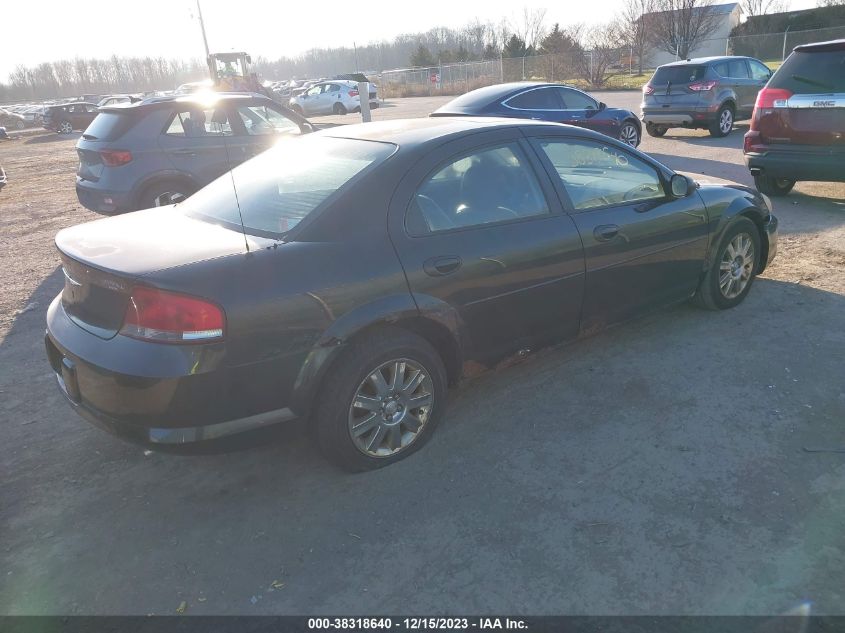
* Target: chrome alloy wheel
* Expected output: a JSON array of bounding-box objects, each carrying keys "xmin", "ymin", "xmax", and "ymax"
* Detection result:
[
  {"xmin": 719, "ymin": 232, "xmax": 755, "ymax": 299},
  {"xmin": 619, "ymin": 123, "xmax": 639, "ymax": 147},
  {"xmin": 719, "ymin": 108, "xmax": 733, "ymax": 134},
  {"xmin": 348, "ymin": 358, "xmax": 434, "ymax": 458},
  {"xmin": 58, "ymin": 121, "xmax": 73, "ymax": 134}
]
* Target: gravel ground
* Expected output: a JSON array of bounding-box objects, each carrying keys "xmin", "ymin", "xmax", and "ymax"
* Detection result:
[{"xmin": 1, "ymin": 94, "xmax": 844, "ymax": 616}]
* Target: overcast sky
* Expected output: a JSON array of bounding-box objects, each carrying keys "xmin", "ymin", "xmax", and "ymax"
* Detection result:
[{"xmin": 3, "ymin": 0, "xmax": 817, "ymax": 82}]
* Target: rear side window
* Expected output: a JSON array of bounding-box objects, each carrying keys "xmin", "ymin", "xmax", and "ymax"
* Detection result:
[
  {"xmin": 769, "ymin": 50, "xmax": 845, "ymax": 93},
  {"xmin": 184, "ymin": 136, "xmax": 395, "ymax": 237},
  {"xmin": 82, "ymin": 112, "xmax": 134, "ymax": 141},
  {"xmin": 165, "ymin": 107, "xmax": 233, "ymax": 137},
  {"xmin": 506, "ymin": 88, "xmax": 561, "ymax": 109},
  {"xmin": 727, "ymin": 60, "xmax": 749, "ymax": 79},
  {"xmin": 652, "ymin": 65, "xmax": 706, "ymax": 84}
]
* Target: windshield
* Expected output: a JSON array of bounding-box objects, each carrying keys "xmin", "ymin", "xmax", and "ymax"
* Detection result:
[{"xmin": 185, "ymin": 136, "xmax": 395, "ymax": 237}]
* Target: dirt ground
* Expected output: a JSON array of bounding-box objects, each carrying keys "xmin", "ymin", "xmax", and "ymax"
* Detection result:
[{"xmin": 1, "ymin": 95, "xmax": 844, "ymax": 615}]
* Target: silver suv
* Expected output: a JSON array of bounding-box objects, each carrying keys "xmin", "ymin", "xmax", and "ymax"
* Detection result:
[{"xmin": 641, "ymin": 56, "xmax": 772, "ymax": 138}]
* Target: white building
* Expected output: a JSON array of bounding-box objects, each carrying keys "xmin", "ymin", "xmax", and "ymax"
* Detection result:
[{"xmin": 644, "ymin": 2, "xmax": 744, "ymax": 67}]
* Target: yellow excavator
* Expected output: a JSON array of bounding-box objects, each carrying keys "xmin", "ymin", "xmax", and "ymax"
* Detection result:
[{"xmin": 207, "ymin": 52, "xmax": 271, "ymax": 97}]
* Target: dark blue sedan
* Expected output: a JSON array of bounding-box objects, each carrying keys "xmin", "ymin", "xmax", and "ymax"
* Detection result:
[{"xmin": 431, "ymin": 82, "xmax": 642, "ymax": 147}]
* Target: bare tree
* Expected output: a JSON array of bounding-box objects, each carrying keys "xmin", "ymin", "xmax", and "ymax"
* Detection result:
[
  {"xmin": 740, "ymin": 0, "xmax": 789, "ymax": 15},
  {"xmin": 510, "ymin": 7, "xmax": 549, "ymax": 52},
  {"xmin": 573, "ymin": 23, "xmax": 626, "ymax": 88},
  {"xmin": 816, "ymin": 0, "xmax": 844, "ymax": 6},
  {"xmin": 648, "ymin": 0, "xmax": 723, "ymax": 59},
  {"xmin": 618, "ymin": 0, "xmax": 657, "ymax": 74}
]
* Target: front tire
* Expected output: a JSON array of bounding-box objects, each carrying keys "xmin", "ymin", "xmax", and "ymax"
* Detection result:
[
  {"xmin": 315, "ymin": 328, "xmax": 447, "ymax": 472},
  {"xmin": 709, "ymin": 104, "xmax": 734, "ymax": 138},
  {"xmin": 646, "ymin": 122, "xmax": 668, "ymax": 137},
  {"xmin": 619, "ymin": 121, "xmax": 640, "ymax": 147},
  {"xmin": 58, "ymin": 120, "xmax": 73, "ymax": 134},
  {"xmin": 693, "ymin": 217, "xmax": 761, "ymax": 310},
  {"xmin": 14, "ymin": 120, "xmax": 25, "ymax": 130},
  {"xmin": 754, "ymin": 174, "xmax": 795, "ymax": 197}
]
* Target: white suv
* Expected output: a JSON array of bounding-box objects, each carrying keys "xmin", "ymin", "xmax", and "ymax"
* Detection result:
[{"xmin": 289, "ymin": 80, "xmax": 375, "ymax": 116}]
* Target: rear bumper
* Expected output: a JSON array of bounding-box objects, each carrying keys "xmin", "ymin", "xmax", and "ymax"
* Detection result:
[
  {"xmin": 642, "ymin": 108, "xmax": 716, "ymax": 127},
  {"xmin": 745, "ymin": 149, "xmax": 845, "ymax": 183},
  {"xmin": 76, "ymin": 179, "xmax": 135, "ymax": 213},
  {"xmin": 45, "ymin": 294, "xmax": 299, "ymax": 446}
]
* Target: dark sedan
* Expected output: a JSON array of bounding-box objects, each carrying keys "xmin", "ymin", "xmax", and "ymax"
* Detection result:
[
  {"xmin": 43, "ymin": 102, "xmax": 99, "ymax": 134},
  {"xmin": 431, "ymin": 82, "xmax": 643, "ymax": 147},
  {"xmin": 46, "ymin": 118, "xmax": 777, "ymax": 471}
]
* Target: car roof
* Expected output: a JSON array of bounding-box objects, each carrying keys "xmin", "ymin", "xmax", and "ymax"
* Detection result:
[
  {"xmin": 47, "ymin": 101, "xmax": 97, "ymax": 108},
  {"xmin": 794, "ymin": 38, "xmax": 845, "ymax": 53},
  {"xmin": 658, "ymin": 56, "xmax": 753, "ymax": 67},
  {"xmin": 315, "ymin": 116, "xmax": 599, "ymax": 147},
  {"xmin": 98, "ymin": 92, "xmax": 271, "ymax": 112},
  {"xmin": 435, "ymin": 82, "xmax": 582, "ymax": 110}
]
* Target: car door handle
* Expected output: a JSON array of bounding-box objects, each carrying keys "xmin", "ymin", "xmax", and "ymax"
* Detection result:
[
  {"xmin": 594, "ymin": 224, "xmax": 619, "ymax": 241},
  {"xmin": 423, "ymin": 256, "xmax": 462, "ymax": 277},
  {"xmin": 171, "ymin": 149, "xmax": 197, "ymax": 156}
]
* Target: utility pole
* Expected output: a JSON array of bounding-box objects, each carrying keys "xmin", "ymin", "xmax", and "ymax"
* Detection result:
[
  {"xmin": 196, "ymin": 0, "xmax": 210, "ymax": 59},
  {"xmin": 354, "ymin": 41, "xmax": 360, "ymax": 72},
  {"xmin": 782, "ymin": 25, "xmax": 791, "ymax": 61}
]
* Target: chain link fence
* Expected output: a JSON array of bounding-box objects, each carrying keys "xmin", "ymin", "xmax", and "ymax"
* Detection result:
[{"xmin": 377, "ymin": 25, "xmax": 843, "ymax": 97}]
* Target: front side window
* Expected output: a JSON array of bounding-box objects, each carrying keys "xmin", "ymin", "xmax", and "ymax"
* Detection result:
[
  {"xmin": 505, "ymin": 88, "xmax": 561, "ymax": 110},
  {"xmin": 307, "ymin": 85, "xmax": 324, "ymax": 96},
  {"xmin": 184, "ymin": 136, "xmax": 395, "ymax": 237},
  {"xmin": 406, "ymin": 143, "xmax": 549, "ymax": 235},
  {"xmin": 237, "ymin": 105, "xmax": 299, "ymax": 136},
  {"xmin": 537, "ymin": 138, "xmax": 664, "ymax": 210},
  {"xmin": 749, "ymin": 60, "xmax": 771, "ymax": 81},
  {"xmin": 165, "ymin": 107, "xmax": 232, "ymax": 137}
]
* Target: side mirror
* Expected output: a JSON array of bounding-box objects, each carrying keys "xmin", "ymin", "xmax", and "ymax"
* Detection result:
[
  {"xmin": 599, "ymin": 102, "xmax": 607, "ymax": 111},
  {"xmin": 670, "ymin": 174, "xmax": 694, "ymax": 198}
]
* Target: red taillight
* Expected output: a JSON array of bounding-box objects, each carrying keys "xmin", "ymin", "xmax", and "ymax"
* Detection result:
[
  {"xmin": 750, "ymin": 87, "xmax": 793, "ymax": 131},
  {"xmin": 121, "ymin": 286, "xmax": 225, "ymax": 343},
  {"xmin": 100, "ymin": 149, "xmax": 133, "ymax": 166},
  {"xmin": 348, "ymin": 90, "xmax": 359, "ymax": 97},
  {"xmin": 689, "ymin": 80, "xmax": 717, "ymax": 91},
  {"xmin": 643, "ymin": 85, "xmax": 654, "ymax": 95}
]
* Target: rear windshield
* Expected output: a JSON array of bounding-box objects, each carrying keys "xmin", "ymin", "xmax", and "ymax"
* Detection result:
[
  {"xmin": 185, "ymin": 136, "xmax": 395, "ymax": 237},
  {"xmin": 651, "ymin": 65, "xmax": 706, "ymax": 84},
  {"xmin": 82, "ymin": 112, "xmax": 134, "ymax": 141},
  {"xmin": 769, "ymin": 50, "xmax": 845, "ymax": 93}
]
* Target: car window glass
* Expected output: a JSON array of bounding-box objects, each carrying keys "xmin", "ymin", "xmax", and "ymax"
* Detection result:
[
  {"xmin": 506, "ymin": 88, "xmax": 561, "ymax": 109},
  {"xmin": 714, "ymin": 62, "xmax": 729, "ymax": 77},
  {"xmin": 165, "ymin": 108, "xmax": 233, "ymax": 137},
  {"xmin": 558, "ymin": 88, "xmax": 597, "ymax": 110},
  {"xmin": 328, "ymin": 84, "xmax": 341, "ymax": 92},
  {"xmin": 406, "ymin": 143, "xmax": 549, "ymax": 236},
  {"xmin": 538, "ymin": 139, "xmax": 665, "ymax": 211},
  {"xmin": 652, "ymin": 65, "xmax": 706, "ymax": 83},
  {"xmin": 184, "ymin": 137, "xmax": 395, "ymax": 236},
  {"xmin": 749, "ymin": 60, "xmax": 770, "ymax": 81},
  {"xmin": 769, "ymin": 50, "xmax": 845, "ymax": 92},
  {"xmin": 307, "ymin": 86, "xmax": 322, "ymax": 96},
  {"xmin": 237, "ymin": 105, "xmax": 299, "ymax": 136},
  {"xmin": 728, "ymin": 60, "xmax": 749, "ymax": 78}
]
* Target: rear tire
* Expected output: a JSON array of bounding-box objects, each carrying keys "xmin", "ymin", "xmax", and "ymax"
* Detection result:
[
  {"xmin": 709, "ymin": 104, "xmax": 734, "ymax": 138},
  {"xmin": 14, "ymin": 120, "xmax": 25, "ymax": 130},
  {"xmin": 646, "ymin": 122, "xmax": 668, "ymax": 137},
  {"xmin": 137, "ymin": 180, "xmax": 196, "ymax": 210},
  {"xmin": 58, "ymin": 120, "xmax": 73, "ymax": 134},
  {"xmin": 753, "ymin": 174, "xmax": 795, "ymax": 197},
  {"xmin": 693, "ymin": 217, "xmax": 761, "ymax": 311},
  {"xmin": 333, "ymin": 102, "xmax": 348, "ymax": 115},
  {"xmin": 314, "ymin": 327, "xmax": 447, "ymax": 472}
]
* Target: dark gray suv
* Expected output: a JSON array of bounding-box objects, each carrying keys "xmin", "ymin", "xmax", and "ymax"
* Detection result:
[
  {"xmin": 641, "ymin": 56, "xmax": 772, "ymax": 138},
  {"xmin": 75, "ymin": 93, "xmax": 313, "ymax": 213}
]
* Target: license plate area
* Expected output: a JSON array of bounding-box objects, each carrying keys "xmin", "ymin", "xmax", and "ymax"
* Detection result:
[{"xmin": 45, "ymin": 336, "xmax": 81, "ymax": 403}]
